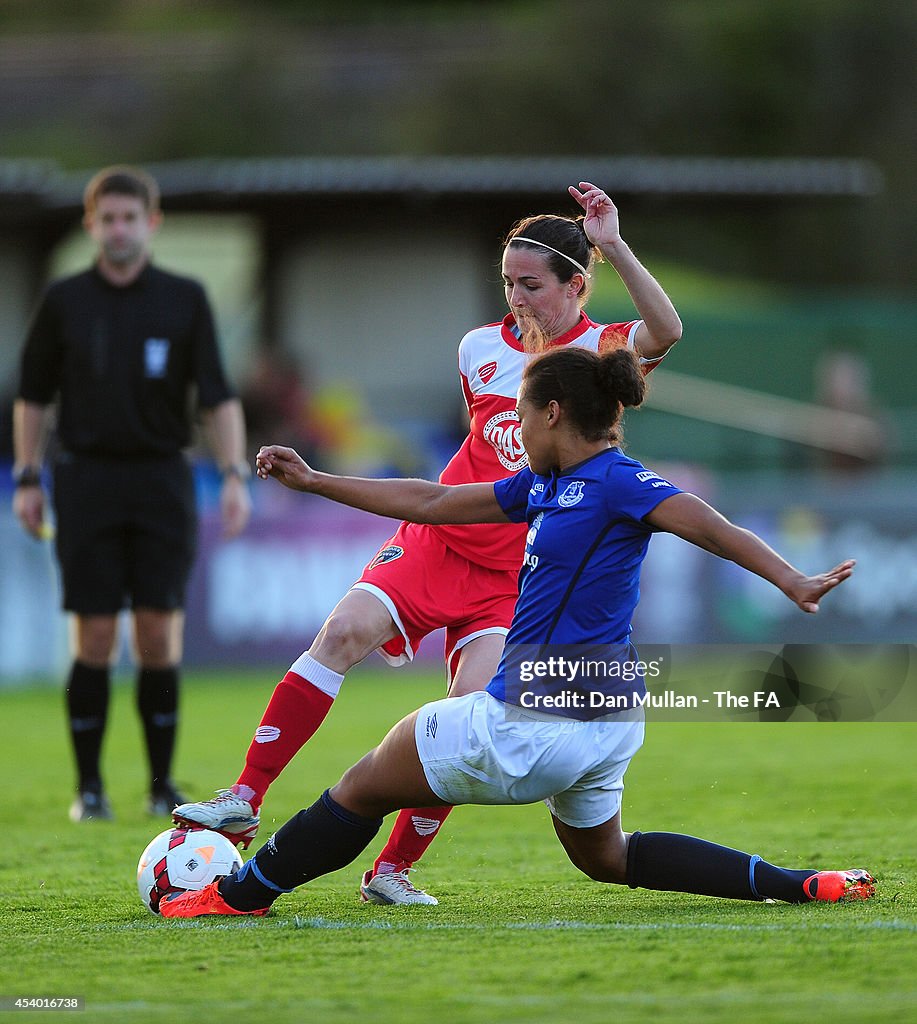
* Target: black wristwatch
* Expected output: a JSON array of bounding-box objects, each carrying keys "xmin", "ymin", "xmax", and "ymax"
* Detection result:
[
  {"xmin": 221, "ymin": 462, "xmax": 251, "ymax": 481},
  {"xmin": 13, "ymin": 465, "xmax": 42, "ymax": 489}
]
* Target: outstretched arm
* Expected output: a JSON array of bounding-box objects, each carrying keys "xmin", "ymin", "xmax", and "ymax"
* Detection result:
[
  {"xmin": 569, "ymin": 182, "xmax": 682, "ymax": 360},
  {"xmin": 256, "ymin": 445, "xmax": 509, "ymax": 525},
  {"xmin": 645, "ymin": 492, "xmax": 854, "ymax": 613}
]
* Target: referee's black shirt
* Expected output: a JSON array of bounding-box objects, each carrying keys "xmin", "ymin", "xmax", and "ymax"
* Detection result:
[{"xmin": 18, "ymin": 263, "xmax": 235, "ymax": 457}]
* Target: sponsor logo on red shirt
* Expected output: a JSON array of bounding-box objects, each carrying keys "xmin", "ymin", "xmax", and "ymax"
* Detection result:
[{"xmin": 483, "ymin": 410, "xmax": 528, "ymax": 471}]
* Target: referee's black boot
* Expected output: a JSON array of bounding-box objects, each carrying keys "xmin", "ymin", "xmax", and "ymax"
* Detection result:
[
  {"xmin": 148, "ymin": 780, "xmax": 188, "ymax": 817},
  {"xmin": 69, "ymin": 781, "xmax": 114, "ymax": 822}
]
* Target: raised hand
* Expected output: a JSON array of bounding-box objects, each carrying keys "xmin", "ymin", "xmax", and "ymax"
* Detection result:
[{"xmin": 568, "ymin": 181, "xmax": 622, "ymax": 248}]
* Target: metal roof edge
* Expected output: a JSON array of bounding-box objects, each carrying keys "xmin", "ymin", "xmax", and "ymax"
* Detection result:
[{"xmin": 1, "ymin": 155, "xmax": 885, "ymax": 211}]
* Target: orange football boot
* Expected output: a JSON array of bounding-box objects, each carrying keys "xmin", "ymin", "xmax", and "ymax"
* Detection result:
[
  {"xmin": 802, "ymin": 869, "xmax": 876, "ymax": 902},
  {"xmin": 159, "ymin": 881, "xmax": 270, "ymax": 918}
]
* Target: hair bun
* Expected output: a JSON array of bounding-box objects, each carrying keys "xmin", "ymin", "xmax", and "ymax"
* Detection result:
[{"xmin": 597, "ymin": 348, "xmax": 646, "ymax": 408}]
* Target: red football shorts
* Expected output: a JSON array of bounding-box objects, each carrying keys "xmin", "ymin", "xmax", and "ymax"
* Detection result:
[{"xmin": 352, "ymin": 521, "xmax": 518, "ymax": 679}]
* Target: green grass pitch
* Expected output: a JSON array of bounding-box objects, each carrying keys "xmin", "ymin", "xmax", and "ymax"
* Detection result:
[{"xmin": 1, "ymin": 668, "xmax": 915, "ymax": 1023}]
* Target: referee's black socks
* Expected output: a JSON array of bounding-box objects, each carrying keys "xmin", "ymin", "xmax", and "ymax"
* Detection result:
[
  {"xmin": 626, "ymin": 831, "xmax": 817, "ymax": 903},
  {"xmin": 137, "ymin": 666, "xmax": 179, "ymax": 794},
  {"xmin": 66, "ymin": 661, "xmax": 110, "ymax": 792},
  {"xmin": 219, "ymin": 790, "xmax": 383, "ymax": 911}
]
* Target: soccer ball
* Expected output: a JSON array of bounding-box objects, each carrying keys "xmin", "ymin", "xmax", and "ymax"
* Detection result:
[{"xmin": 137, "ymin": 827, "xmax": 243, "ymax": 914}]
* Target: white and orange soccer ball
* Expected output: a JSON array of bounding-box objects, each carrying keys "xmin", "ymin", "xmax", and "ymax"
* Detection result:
[{"xmin": 137, "ymin": 827, "xmax": 243, "ymax": 914}]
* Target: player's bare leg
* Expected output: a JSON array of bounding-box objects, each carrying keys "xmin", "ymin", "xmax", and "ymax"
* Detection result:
[
  {"xmin": 362, "ymin": 631, "xmax": 506, "ymax": 905},
  {"xmin": 173, "ymin": 589, "xmax": 398, "ymax": 845},
  {"xmin": 446, "ymin": 633, "xmax": 506, "ymax": 697},
  {"xmin": 552, "ymin": 811, "xmax": 629, "ymax": 883},
  {"xmin": 308, "ymin": 589, "xmax": 399, "ymax": 673},
  {"xmin": 333, "ymin": 711, "xmax": 443, "ymax": 817}
]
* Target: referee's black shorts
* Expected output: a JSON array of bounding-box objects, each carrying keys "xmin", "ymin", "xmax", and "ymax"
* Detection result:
[{"xmin": 52, "ymin": 452, "xmax": 198, "ymax": 615}]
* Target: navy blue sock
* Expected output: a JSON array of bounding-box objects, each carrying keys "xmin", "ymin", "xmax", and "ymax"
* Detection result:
[
  {"xmin": 752, "ymin": 860, "xmax": 818, "ymax": 903},
  {"xmin": 626, "ymin": 831, "xmax": 819, "ymax": 904},
  {"xmin": 626, "ymin": 831, "xmax": 762, "ymax": 901},
  {"xmin": 219, "ymin": 790, "xmax": 383, "ymax": 911}
]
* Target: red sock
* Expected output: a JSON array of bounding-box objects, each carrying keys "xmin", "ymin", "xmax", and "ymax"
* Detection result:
[
  {"xmin": 235, "ymin": 667, "xmax": 338, "ymax": 809},
  {"xmin": 373, "ymin": 805, "xmax": 454, "ymax": 874}
]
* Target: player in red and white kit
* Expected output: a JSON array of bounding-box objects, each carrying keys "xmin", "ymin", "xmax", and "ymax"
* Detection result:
[{"xmin": 173, "ymin": 182, "xmax": 683, "ymax": 904}]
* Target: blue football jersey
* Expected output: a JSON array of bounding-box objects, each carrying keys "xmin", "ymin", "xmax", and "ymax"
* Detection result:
[{"xmin": 486, "ymin": 447, "xmax": 681, "ymax": 711}]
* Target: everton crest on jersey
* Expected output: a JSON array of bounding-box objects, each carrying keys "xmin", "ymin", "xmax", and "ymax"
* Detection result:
[
  {"xmin": 486, "ymin": 447, "xmax": 682, "ymax": 711},
  {"xmin": 557, "ymin": 480, "xmax": 586, "ymax": 507}
]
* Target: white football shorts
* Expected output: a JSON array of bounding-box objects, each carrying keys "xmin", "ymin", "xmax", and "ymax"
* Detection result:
[{"xmin": 414, "ymin": 690, "xmax": 644, "ymax": 828}]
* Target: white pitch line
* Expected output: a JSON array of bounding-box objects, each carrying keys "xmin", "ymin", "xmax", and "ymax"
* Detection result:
[
  {"xmin": 105, "ymin": 916, "xmax": 916, "ymax": 934},
  {"xmin": 288, "ymin": 916, "xmax": 915, "ymax": 934}
]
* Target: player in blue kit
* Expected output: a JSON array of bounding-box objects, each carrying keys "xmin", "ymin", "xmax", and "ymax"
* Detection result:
[{"xmin": 161, "ymin": 346, "xmax": 874, "ymax": 917}]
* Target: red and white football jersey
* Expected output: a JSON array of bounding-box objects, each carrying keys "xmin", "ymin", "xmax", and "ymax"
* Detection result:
[{"xmin": 433, "ymin": 311, "xmax": 661, "ymax": 570}]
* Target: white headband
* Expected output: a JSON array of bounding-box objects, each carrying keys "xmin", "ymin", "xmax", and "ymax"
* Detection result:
[{"xmin": 509, "ymin": 236, "xmax": 590, "ymax": 278}]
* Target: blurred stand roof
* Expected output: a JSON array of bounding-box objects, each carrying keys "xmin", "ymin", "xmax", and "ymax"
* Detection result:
[
  {"xmin": 0, "ymin": 159, "xmax": 59, "ymax": 219},
  {"xmin": 0, "ymin": 155, "xmax": 883, "ymax": 223}
]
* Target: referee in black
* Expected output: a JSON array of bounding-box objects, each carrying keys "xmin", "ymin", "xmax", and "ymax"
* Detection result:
[{"xmin": 12, "ymin": 166, "xmax": 251, "ymax": 823}]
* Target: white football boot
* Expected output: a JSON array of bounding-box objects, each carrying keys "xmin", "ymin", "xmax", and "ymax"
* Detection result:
[
  {"xmin": 172, "ymin": 789, "xmax": 260, "ymax": 849},
  {"xmin": 360, "ymin": 869, "xmax": 439, "ymax": 906}
]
